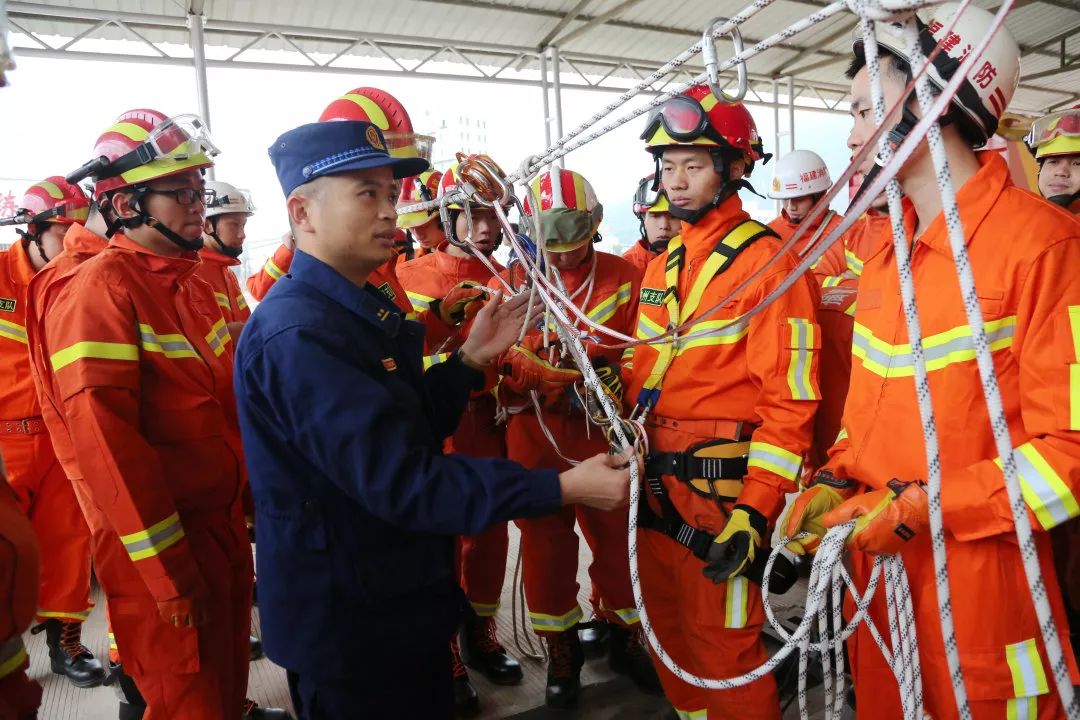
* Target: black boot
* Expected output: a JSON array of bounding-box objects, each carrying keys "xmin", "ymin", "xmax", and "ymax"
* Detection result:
[
  {"xmin": 107, "ymin": 662, "xmax": 146, "ymax": 720},
  {"xmin": 459, "ymin": 615, "xmax": 522, "ymax": 685},
  {"xmin": 608, "ymin": 624, "xmax": 662, "ymax": 694},
  {"xmin": 544, "ymin": 631, "xmax": 584, "ymax": 709},
  {"xmin": 451, "ymin": 639, "xmax": 480, "ymax": 718},
  {"xmin": 32, "ymin": 619, "xmax": 106, "ymax": 688},
  {"xmin": 249, "ymin": 634, "xmax": 264, "ymax": 661},
  {"xmin": 577, "ymin": 618, "xmax": 610, "ymax": 659},
  {"xmin": 242, "ymin": 698, "xmax": 294, "ymax": 719}
]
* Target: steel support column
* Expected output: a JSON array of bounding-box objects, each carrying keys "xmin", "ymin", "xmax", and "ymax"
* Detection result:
[
  {"xmin": 187, "ymin": 5, "xmax": 213, "ymax": 178},
  {"xmin": 550, "ymin": 45, "xmax": 565, "ymax": 167},
  {"xmin": 540, "ymin": 50, "xmax": 551, "ymax": 148},
  {"xmin": 786, "ymin": 75, "xmax": 795, "ymax": 151}
]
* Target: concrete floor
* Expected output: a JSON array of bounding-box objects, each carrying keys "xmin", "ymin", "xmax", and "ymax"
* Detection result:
[{"xmin": 28, "ymin": 525, "xmax": 841, "ymax": 720}]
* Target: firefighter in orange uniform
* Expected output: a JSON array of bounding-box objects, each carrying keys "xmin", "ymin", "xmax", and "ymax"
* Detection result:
[
  {"xmin": 766, "ymin": 149, "xmax": 846, "ymax": 287},
  {"xmin": 626, "ymin": 84, "xmax": 820, "ymax": 719},
  {"xmin": 809, "ymin": 173, "xmax": 890, "ymax": 470},
  {"xmin": 397, "ymin": 170, "xmax": 446, "ymax": 261},
  {"xmin": 623, "ymin": 175, "xmax": 679, "ymax": 276},
  {"xmin": 494, "ymin": 167, "xmax": 657, "ymax": 708},
  {"xmin": 40, "ymin": 110, "xmax": 253, "ymax": 719},
  {"xmin": 783, "ymin": 6, "xmax": 1080, "ymax": 718},
  {"xmin": 196, "ymin": 180, "xmax": 253, "ymax": 325},
  {"xmin": 397, "ymin": 160, "xmax": 519, "ymax": 715},
  {"xmin": 1031, "ymin": 105, "xmax": 1080, "ymax": 215},
  {"xmin": 0, "ymin": 479, "xmax": 42, "ymax": 720},
  {"xmin": 0, "ymin": 177, "xmax": 105, "ymax": 689},
  {"xmin": 1028, "ymin": 105, "xmax": 1080, "ymax": 668}
]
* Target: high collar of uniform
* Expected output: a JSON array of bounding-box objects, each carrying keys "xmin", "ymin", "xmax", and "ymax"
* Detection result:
[
  {"xmin": 61, "ymin": 223, "xmax": 108, "ymax": 259},
  {"xmin": 7, "ymin": 238, "xmax": 37, "ymax": 287},
  {"xmin": 435, "ymin": 248, "xmax": 499, "ymax": 279},
  {"xmin": 899, "ymin": 151, "xmax": 1010, "ymax": 257},
  {"xmin": 778, "ymin": 208, "xmax": 826, "ymax": 233},
  {"xmin": 289, "ymin": 249, "xmax": 404, "ymax": 337},
  {"xmin": 108, "ymin": 232, "xmax": 201, "ymax": 280},
  {"xmin": 198, "ymin": 246, "xmax": 241, "ymax": 267},
  {"xmin": 678, "ymin": 194, "xmax": 751, "ymax": 258}
]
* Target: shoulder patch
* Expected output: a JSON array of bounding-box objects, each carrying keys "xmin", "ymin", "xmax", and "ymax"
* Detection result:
[
  {"xmin": 381, "ymin": 357, "xmax": 398, "ymax": 372},
  {"xmin": 0, "ymin": 298, "xmax": 16, "ymax": 313},
  {"xmin": 640, "ymin": 288, "xmax": 666, "ymax": 307}
]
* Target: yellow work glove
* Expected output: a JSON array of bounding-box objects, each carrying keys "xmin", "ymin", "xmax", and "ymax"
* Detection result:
[
  {"xmin": 702, "ymin": 505, "xmax": 767, "ymax": 583},
  {"xmin": 779, "ymin": 470, "xmax": 855, "ymax": 556}
]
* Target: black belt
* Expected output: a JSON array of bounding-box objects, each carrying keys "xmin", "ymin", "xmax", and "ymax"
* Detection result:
[{"xmin": 644, "ymin": 452, "xmax": 749, "ymax": 485}]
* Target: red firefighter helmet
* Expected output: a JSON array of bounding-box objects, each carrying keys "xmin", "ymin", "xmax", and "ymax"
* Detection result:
[
  {"xmin": 87, "ymin": 108, "xmax": 217, "ymax": 199},
  {"xmin": 642, "ymin": 85, "xmax": 768, "ymax": 172},
  {"xmin": 319, "ymin": 87, "xmax": 435, "ymax": 161},
  {"xmin": 522, "ymin": 168, "xmax": 603, "ymax": 253},
  {"xmin": 18, "ymin": 177, "xmax": 90, "ymax": 226},
  {"xmin": 397, "ymin": 170, "xmax": 443, "ymax": 229}
]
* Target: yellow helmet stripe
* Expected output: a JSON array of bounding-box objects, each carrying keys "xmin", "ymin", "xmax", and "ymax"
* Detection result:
[
  {"xmin": 34, "ymin": 181, "xmax": 64, "ymax": 199},
  {"xmin": 106, "ymin": 121, "xmax": 151, "ymax": 142},
  {"xmin": 343, "ymin": 94, "xmax": 389, "ymax": 130},
  {"xmin": 572, "ymin": 171, "xmax": 588, "ymax": 211}
]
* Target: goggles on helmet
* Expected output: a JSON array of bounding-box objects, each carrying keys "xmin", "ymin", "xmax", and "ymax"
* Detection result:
[
  {"xmin": 1028, "ymin": 109, "xmax": 1080, "ymax": 149},
  {"xmin": 633, "ymin": 176, "xmax": 663, "ymax": 213},
  {"xmin": 68, "ymin": 114, "xmax": 220, "ymax": 184},
  {"xmin": 0, "ymin": 203, "xmax": 86, "ymax": 227},
  {"xmin": 639, "ymin": 95, "xmax": 724, "ymax": 145}
]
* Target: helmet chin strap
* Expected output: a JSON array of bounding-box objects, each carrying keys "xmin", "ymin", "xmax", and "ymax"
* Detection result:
[
  {"xmin": 206, "ymin": 217, "xmax": 242, "ymax": 259},
  {"xmin": 660, "ymin": 148, "xmax": 757, "ymax": 225},
  {"xmin": 126, "ymin": 187, "xmax": 204, "ymax": 252},
  {"xmin": 1046, "ymin": 190, "xmax": 1080, "ymax": 210},
  {"xmin": 15, "ymin": 227, "xmax": 50, "ymax": 264}
]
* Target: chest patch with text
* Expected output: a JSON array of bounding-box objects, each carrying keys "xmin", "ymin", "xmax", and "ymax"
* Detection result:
[
  {"xmin": 0, "ymin": 298, "xmax": 17, "ymax": 313},
  {"xmin": 640, "ymin": 288, "xmax": 666, "ymax": 307}
]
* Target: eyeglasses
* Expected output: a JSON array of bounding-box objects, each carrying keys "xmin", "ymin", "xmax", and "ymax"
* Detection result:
[{"xmin": 145, "ymin": 188, "xmax": 216, "ymax": 206}]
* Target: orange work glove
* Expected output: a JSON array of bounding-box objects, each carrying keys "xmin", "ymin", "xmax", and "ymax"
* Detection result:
[
  {"xmin": 822, "ymin": 479, "xmax": 928, "ymax": 556},
  {"xmin": 780, "ymin": 470, "xmax": 856, "ymax": 555},
  {"xmin": 429, "ymin": 282, "xmax": 489, "ymax": 326},
  {"xmin": 496, "ymin": 345, "xmax": 581, "ymax": 395},
  {"xmin": 157, "ymin": 595, "xmax": 208, "ymax": 628}
]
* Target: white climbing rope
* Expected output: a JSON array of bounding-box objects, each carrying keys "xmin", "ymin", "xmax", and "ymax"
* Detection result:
[{"xmin": 425, "ymin": 0, "xmax": 1080, "ymax": 714}]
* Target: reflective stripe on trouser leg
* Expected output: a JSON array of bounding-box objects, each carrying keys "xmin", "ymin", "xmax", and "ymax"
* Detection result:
[
  {"xmin": 459, "ymin": 522, "xmax": 509, "ymax": 618},
  {"xmin": 576, "ymin": 504, "xmax": 638, "ymax": 627}
]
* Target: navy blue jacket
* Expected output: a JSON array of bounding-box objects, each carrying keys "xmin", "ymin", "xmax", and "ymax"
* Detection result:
[{"xmin": 234, "ymin": 250, "xmax": 562, "ymax": 677}]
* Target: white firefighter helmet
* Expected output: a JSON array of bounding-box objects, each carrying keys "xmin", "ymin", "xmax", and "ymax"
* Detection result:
[
  {"xmin": 205, "ymin": 180, "xmax": 255, "ymax": 218},
  {"xmin": 853, "ymin": 3, "xmax": 1020, "ymax": 147},
  {"xmin": 768, "ymin": 149, "xmax": 832, "ymax": 199}
]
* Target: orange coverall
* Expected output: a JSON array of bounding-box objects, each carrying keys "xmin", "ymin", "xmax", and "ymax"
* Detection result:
[
  {"xmin": 622, "ymin": 239, "xmax": 658, "ymax": 277},
  {"xmin": 0, "ymin": 240, "xmax": 93, "ymax": 626},
  {"xmin": 41, "ymin": 233, "xmax": 252, "ymax": 720},
  {"xmin": 809, "ymin": 210, "xmax": 891, "ymax": 470},
  {"xmin": 493, "ymin": 251, "xmax": 641, "ymax": 636},
  {"xmin": 247, "ymin": 242, "xmax": 414, "ymax": 316},
  {"xmin": 768, "ymin": 208, "xmax": 846, "ymax": 288},
  {"xmin": 398, "ymin": 249, "xmax": 508, "ymax": 617},
  {"xmin": 625, "ymin": 194, "xmax": 820, "ymax": 719},
  {"xmin": 195, "ymin": 248, "xmax": 250, "ymax": 325},
  {"xmin": 0, "ymin": 481, "xmax": 42, "ymax": 720},
  {"xmin": 823, "ymin": 153, "xmax": 1080, "ymax": 719}
]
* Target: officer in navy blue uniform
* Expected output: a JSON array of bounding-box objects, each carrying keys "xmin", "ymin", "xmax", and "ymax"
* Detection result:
[{"xmin": 234, "ymin": 119, "xmax": 633, "ymax": 720}]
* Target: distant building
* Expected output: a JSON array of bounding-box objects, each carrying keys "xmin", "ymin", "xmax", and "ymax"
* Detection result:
[{"xmin": 420, "ymin": 111, "xmax": 490, "ymax": 168}]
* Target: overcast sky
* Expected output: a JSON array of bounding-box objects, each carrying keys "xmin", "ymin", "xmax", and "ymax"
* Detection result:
[{"xmin": 0, "ymin": 41, "xmax": 856, "ymax": 273}]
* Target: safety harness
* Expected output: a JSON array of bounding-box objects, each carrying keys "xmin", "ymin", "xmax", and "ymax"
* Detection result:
[
  {"xmin": 636, "ymin": 218, "xmax": 777, "ymax": 410},
  {"xmin": 632, "ymin": 217, "xmax": 795, "ymax": 590}
]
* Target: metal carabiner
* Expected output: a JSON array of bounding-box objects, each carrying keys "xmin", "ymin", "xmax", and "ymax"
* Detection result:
[
  {"xmin": 701, "ymin": 17, "xmax": 747, "ymax": 105},
  {"xmin": 439, "ymin": 192, "xmax": 473, "ymax": 250}
]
